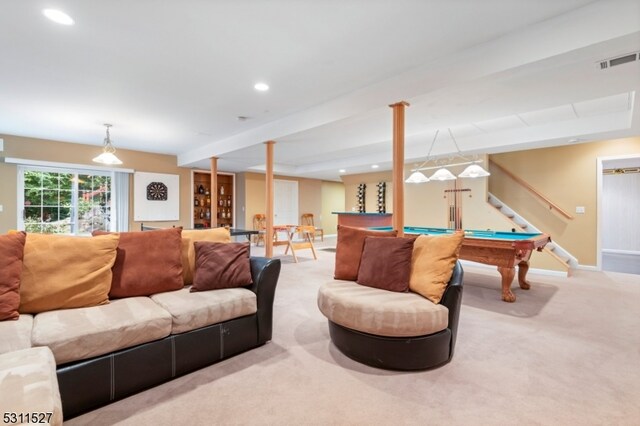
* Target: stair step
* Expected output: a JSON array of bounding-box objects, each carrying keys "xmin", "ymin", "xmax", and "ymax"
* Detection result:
[{"xmin": 505, "ymin": 213, "xmax": 515, "ymax": 218}]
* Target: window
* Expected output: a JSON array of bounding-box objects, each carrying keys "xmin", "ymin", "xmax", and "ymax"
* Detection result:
[{"xmin": 19, "ymin": 166, "xmax": 113, "ymax": 235}]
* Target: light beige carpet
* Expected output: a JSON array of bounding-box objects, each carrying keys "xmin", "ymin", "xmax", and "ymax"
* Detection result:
[{"xmin": 67, "ymin": 237, "xmax": 640, "ymax": 425}]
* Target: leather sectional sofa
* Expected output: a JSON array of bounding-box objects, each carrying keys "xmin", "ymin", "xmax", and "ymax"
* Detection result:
[{"xmin": 0, "ymin": 228, "xmax": 281, "ymax": 421}]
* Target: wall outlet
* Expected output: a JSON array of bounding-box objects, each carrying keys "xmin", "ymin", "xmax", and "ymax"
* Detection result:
[
  {"xmin": 0, "ymin": 138, "xmax": 3, "ymax": 152},
  {"xmin": 576, "ymin": 206, "xmax": 585, "ymax": 214},
  {"xmin": 0, "ymin": 204, "xmax": 3, "ymax": 213}
]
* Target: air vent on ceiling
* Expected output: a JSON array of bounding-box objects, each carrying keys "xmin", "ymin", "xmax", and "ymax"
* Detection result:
[{"xmin": 598, "ymin": 52, "xmax": 639, "ymax": 70}]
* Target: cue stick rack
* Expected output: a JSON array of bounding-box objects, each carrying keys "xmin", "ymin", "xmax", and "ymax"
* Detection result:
[{"xmin": 444, "ymin": 187, "xmax": 471, "ymax": 230}]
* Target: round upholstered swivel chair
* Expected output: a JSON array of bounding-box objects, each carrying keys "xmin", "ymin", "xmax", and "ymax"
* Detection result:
[{"xmin": 318, "ymin": 261, "xmax": 464, "ymax": 371}]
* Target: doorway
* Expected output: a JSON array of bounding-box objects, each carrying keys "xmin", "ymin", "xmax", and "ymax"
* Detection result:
[
  {"xmin": 598, "ymin": 154, "xmax": 640, "ymax": 274},
  {"xmin": 274, "ymin": 179, "xmax": 299, "ymax": 226}
]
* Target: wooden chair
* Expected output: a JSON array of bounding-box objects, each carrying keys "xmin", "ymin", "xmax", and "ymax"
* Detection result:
[
  {"xmin": 252, "ymin": 214, "xmax": 267, "ymax": 246},
  {"xmin": 301, "ymin": 213, "xmax": 323, "ymax": 241}
]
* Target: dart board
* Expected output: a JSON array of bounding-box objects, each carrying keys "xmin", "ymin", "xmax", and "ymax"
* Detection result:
[{"xmin": 146, "ymin": 181, "xmax": 168, "ymax": 201}]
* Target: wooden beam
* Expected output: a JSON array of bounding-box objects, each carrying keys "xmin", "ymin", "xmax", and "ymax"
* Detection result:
[
  {"xmin": 389, "ymin": 101, "xmax": 409, "ymax": 237},
  {"xmin": 265, "ymin": 141, "xmax": 275, "ymax": 258},
  {"xmin": 210, "ymin": 157, "xmax": 218, "ymax": 228}
]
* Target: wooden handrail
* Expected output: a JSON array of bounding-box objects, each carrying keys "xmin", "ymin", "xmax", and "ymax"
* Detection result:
[{"xmin": 489, "ymin": 159, "xmax": 574, "ymax": 220}]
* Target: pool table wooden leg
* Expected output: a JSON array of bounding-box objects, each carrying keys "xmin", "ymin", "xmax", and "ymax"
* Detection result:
[
  {"xmin": 497, "ymin": 266, "xmax": 516, "ymax": 302},
  {"xmin": 517, "ymin": 261, "xmax": 531, "ymax": 290}
]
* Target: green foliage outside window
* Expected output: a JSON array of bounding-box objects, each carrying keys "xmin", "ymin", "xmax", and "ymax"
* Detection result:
[{"xmin": 22, "ymin": 170, "xmax": 111, "ymax": 235}]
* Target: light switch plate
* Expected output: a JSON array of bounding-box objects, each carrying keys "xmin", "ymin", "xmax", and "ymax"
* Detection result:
[
  {"xmin": 576, "ymin": 206, "xmax": 585, "ymax": 214},
  {"xmin": 0, "ymin": 205, "xmax": 3, "ymax": 212}
]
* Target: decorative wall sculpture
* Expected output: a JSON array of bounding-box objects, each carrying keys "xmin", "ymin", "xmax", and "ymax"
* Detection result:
[
  {"xmin": 376, "ymin": 181, "xmax": 386, "ymax": 213},
  {"xmin": 357, "ymin": 183, "xmax": 366, "ymax": 213}
]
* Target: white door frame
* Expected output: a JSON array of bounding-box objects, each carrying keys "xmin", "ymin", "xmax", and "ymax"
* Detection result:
[{"xmin": 596, "ymin": 153, "xmax": 640, "ymax": 271}]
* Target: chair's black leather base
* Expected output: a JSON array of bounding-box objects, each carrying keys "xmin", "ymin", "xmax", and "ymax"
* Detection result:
[
  {"xmin": 328, "ymin": 321, "xmax": 452, "ymax": 371},
  {"xmin": 326, "ymin": 261, "xmax": 464, "ymax": 371}
]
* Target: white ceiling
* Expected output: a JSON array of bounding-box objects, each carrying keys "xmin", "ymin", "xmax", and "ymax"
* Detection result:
[{"xmin": 1, "ymin": 0, "xmax": 639, "ymax": 181}]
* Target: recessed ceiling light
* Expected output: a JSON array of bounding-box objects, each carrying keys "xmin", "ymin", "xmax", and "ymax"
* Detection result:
[
  {"xmin": 254, "ymin": 82, "xmax": 269, "ymax": 92},
  {"xmin": 371, "ymin": 164, "xmax": 379, "ymax": 169},
  {"xmin": 43, "ymin": 9, "xmax": 74, "ymax": 25},
  {"xmin": 339, "ymin": 169, "xmax": 346, "ymax": 173}
]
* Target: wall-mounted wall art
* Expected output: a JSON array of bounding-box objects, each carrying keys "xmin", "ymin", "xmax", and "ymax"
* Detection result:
[
  {"xmin": 357, "ymin": 183, "xmax": 366, "ymax": 213},
  {"xmin": 376, "ymin": 181, "xmax": 386, "ymax": 213},
  {"xmin": 133, "ymin": 172, "xmax": 179, "ymax": 221}
]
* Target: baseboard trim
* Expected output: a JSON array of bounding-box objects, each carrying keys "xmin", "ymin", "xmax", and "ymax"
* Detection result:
[
  {"xmin": 459, "ymin": 260, "xmax": 568, "ymax": 277},
  {"xmin": 576, "ymin": 264, "xmax": 599, "ymax": 272}
]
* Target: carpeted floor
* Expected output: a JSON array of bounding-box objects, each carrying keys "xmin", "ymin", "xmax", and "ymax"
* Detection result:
[{"xmin": 67, "ymin": 237, "xmax": 640, "ymax": 425}]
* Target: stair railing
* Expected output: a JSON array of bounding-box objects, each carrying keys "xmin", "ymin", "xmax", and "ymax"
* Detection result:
[{"xmin": 489, "ymin": 159, "xmax": 574, "ymax": 220}]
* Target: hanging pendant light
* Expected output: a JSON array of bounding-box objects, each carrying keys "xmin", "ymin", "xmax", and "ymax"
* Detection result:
[
  {"xmin": 458, "ymin": 163, "xmax": 490, "ymax": 178},
  {"xmin": 429, "ymin": 167, "xmax": 457, "ymax": 181},
  {"xmin": 93, "ymin": 124, "xmax": 123, "ymax": 165},
  {"xmin": 405, "ymin": 130, "xmax": 439, "ymax": 183},
  {"xmin": 405, "ymin": 170, "xmax": 430, "ymax": 183}
]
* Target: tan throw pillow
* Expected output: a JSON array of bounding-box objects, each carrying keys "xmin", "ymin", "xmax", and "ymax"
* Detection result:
[
  {"xmin": 334, "ymin": 225, "xmax": 397, "ymax": 281},
  {"xmin": 0, "ymin": 232, "xmax": 26, "ymax": 321},
  {"xmin": 94, "ymin": 228, "xmax": 184, "ymax": 298},
  {"xmin": 191, "ymin": 242, "xmax": 252, "ymax": 291},
  {"xmin": 19, "ymin": 233, "xmax": 120, "ymax": 314},
  {"xmin": 409, "ymin": 232, "xmax": 464, "ymax": 303},
  {"xmin": 356, "ymin": 236, "xmax": 415, "ymax": 292},
  {"xmin": 181, "ymin": 228, "xmax": 232, "ymax": 285}
]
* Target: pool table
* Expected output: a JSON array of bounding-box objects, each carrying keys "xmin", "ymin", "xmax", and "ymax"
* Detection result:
[{"xmin": 371, "ymin": 226, "xmax": 551, "ymax": 303}]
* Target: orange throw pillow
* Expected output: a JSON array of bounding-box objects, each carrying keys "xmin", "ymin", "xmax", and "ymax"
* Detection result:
[
  {"xmin": 409, "ymin": 232, "xmax": 464, "ymax": 303},
  {"xmin": 94, "ymin": 227, "xmax": 184, "ymax": 298},
  {"xmin": 0, "ymin": 232, "xmax": 26, "ymax": 320},
  {"xmin": 334, "ymin": 225, "xmax": 397, "ymax": 281},
  {"xmin": 19, "ymin": 233, "xmax": 119, "ymax": 314}
]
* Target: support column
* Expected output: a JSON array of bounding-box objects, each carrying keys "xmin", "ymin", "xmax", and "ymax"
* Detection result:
[
  {"xmin": 210, "ymin": 157, "xmax": 218, "ymax": 228},
  {"xmin": 389, "ymin": 101, "xmax": 409, "ymax": 237},
  {"xmin": 265, "ymin": 141, "xmax": 275, "ymax": 258}
]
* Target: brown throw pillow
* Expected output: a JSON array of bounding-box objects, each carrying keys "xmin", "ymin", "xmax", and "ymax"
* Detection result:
[
  {"xmin": 356, "ymin": 236, "xmax": 415, "ymax": 292},
  {"xmin": 181, "ymin": 228, "xmax": 231, "ymax": 285},
  {"xmin": 19, "ymin": 233, "xmax": 119, "ymax": 314},
  {"xmin": 334, "ymin": 225, "xmax": 397, "ymax": 281},
  {"xmin": 409, "ymin": 232, "xmax": 464, "ymax": 303},
  {"xmin": 94, "ymin": 227, "xmax": 184, "ymax": 298},
  {"xmin": 191, "ymin": 242, "xmax": 252, "ymax": 291},
  {"xmin": 0, "ymin": 232, "xmax": 26, "ymax": 320}
]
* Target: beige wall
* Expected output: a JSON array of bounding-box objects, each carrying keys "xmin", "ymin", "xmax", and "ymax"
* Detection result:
[
  {"xmin": 241, "ymin": 172, "xmax": 333, "ymax": 230},
  {"xmin": 0, "ymin": 134, "xmax": 193, "ymax": 233},
  {"xmin": 341, "ymin": 171, "xmax": 393, "ymax": 213},
  {"xmin": 490, "ymin": 136, "xmax": 640, "ymax": 267},
  {"xmin": 321, "ymin": 181, "xmax": 345, "ymax": 235}
]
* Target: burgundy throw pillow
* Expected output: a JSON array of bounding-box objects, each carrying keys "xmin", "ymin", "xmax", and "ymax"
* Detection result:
[
  {"xmin": 0, "ymin": 232, "xmax": 26, "ymax": 320},
  {"xmin": 334, "ymin": 225, "xmax": 397, "ymax": 281},
  {"xmin": 93, "ymin": 227, "xmax": 184, "ymax": 298},
  {"xmin": 191, "ymin": 242, "xmax": 252, "ymax": 291},
  {"xmin": 356, "ymin": 236, "xmax": 415, "ymax": 292}
]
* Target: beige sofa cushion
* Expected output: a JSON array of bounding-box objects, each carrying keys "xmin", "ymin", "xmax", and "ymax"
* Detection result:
[
  {"xmin": 317, "ymin": 280, "xmax": 449, "ymax": 337},
  {"xmin": 32, "ymin": 297, "xmax": 172, "ymax": 365},
  {"xmin": 150, "ymin": 287, "xmax": 256, "ymax": 334},
  {"xmin": 0, "ymin": 347, "xmax": 63, "ymax": 426},
  {"xmin": 0, "ymin": 314, "xmax": 33, "ymax": 355}
]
